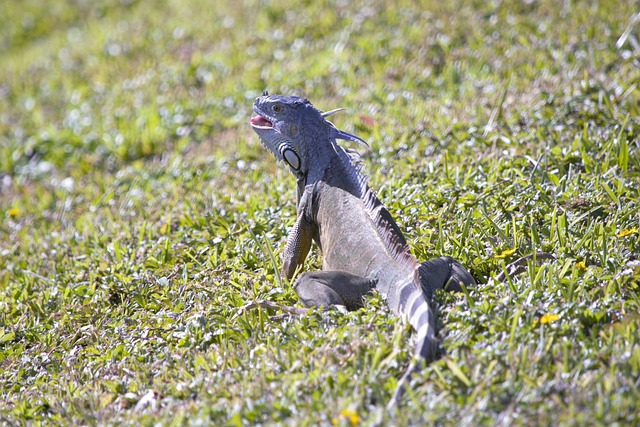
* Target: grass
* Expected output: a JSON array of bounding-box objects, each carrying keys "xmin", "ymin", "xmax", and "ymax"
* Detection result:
[{"xmin": 1, "ymin": 0, "xmax": 639, "ymax": 425}]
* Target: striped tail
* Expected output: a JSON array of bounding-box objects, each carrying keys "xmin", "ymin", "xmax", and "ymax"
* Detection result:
[
  {"xmin": 387, "ymin": 269, "xmax": 438, "ymax": 410},
  {"xmin": 408, "ymin": 268, "xmax": 438, "ymax": 361}
]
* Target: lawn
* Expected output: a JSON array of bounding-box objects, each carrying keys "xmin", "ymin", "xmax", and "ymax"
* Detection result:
[{"xmin": 1, "ymin": 0, "xmax": 639, "ymax": 425}]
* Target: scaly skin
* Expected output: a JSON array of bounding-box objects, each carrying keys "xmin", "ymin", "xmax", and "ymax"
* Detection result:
[{"xmin": 250, "ymin": 92, "xmax": 476, "ymax": 408}]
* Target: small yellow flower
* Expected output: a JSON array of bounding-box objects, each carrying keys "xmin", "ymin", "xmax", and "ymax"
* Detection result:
[
  {"xmin": 575, "ymin": 261, "xmax": 587, "ymax": 270},
  {"xmin": 7, "ymin": 208, "xmax": 20, "ymax": 217},
  {"xmin": 332, "ymin": 409, "xmax": 360, "ymax": 426},
  {"xmin": 533, "ymin": 313, "xmax": 560, "ymax": 327},
  {"xmin": 540, "ymin": 313, "xmax": 560, "ymax": 324},
  {"xmin": 616, "ymin": 228, "xmax": 638, "ymax": 238},
  {"xmin": 495, "ymin": 247, "xmax": 517, "ymax": 259}
]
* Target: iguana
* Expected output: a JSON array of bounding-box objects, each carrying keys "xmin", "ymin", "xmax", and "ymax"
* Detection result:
[{"xmin": 249, "ymin": 92, "xmax": 477, "ymax": 408}]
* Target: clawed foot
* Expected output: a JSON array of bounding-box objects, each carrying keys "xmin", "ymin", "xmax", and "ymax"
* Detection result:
[
  {"xmin": 238, "ymin": 300, "xmax": 344, "ymax": 320},
  {"xmin": 238, "ymin": 300, "xmax": 310, "ymax": 319},
  {"xmin": 494, "ymin": 252, "xmax": 555, "ymax": 283}
]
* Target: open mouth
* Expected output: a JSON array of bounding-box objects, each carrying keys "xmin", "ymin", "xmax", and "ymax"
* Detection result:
[{"xmin": 250, "ymin": 115, "xmax": 273, "ymax": 129}]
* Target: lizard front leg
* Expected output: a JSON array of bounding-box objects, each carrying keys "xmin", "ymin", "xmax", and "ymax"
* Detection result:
[
  {"xmin": 241, "ymin": 210, "xmax": 315, "ymax": 319},
  {"xmin": 282, "ymin": 211, "xmax": 314, "ymax": 280}
]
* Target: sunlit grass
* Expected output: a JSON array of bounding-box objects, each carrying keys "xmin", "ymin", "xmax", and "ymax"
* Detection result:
[{"xmin": 1, "ymin": 0, "xmax": 639, "ymax": 425}]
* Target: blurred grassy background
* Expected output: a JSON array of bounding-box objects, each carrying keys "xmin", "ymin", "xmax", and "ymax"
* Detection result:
[{"xmin": 1, "ymin": 0, "xmax": 639, "ymax": 425}]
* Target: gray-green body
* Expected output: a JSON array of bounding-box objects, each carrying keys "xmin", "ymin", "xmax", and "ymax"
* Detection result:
[{"xmin": 250, "ymin": 93, "xmax": 475, "ymax": 407}]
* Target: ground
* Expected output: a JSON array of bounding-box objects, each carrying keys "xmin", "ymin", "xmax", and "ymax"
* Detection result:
[{"xmin": 1, "ymin": 0, "xmax": 639, "ymax": 425}]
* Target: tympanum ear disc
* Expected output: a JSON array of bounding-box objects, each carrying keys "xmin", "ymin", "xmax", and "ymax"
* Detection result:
[{"xmin": 282, "ymin": 148, "xmax": 300, "ymax": 170}]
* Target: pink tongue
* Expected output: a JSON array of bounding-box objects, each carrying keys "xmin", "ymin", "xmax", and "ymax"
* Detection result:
[{"xmin": 250, "ymin": 115, "xmax": 273, "ymax": 127}]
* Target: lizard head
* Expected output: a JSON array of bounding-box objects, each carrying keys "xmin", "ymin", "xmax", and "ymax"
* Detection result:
[{"xmin": 250, "ymin": 91, "xmax": 367, "ymax": 179}]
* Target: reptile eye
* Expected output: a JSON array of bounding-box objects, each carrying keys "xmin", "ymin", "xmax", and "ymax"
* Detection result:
[{"xmin": 272, "ymin": 104, "xmax": 283, "ymax": 113}]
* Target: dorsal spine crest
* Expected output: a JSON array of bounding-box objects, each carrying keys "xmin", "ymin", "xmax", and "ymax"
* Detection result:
[{"xmin": 331, "ymin": 139, "xmax": 417, "ymax": 272}]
